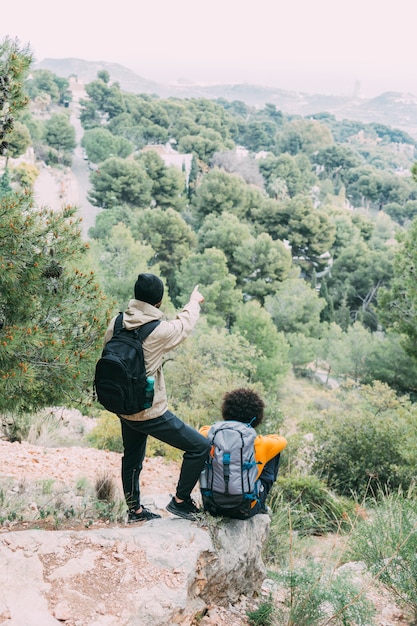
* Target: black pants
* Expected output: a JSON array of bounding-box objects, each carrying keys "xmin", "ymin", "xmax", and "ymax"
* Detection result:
[{"xmin": 119, "ymin": 410, "xmax": 211, "ymax": 511}]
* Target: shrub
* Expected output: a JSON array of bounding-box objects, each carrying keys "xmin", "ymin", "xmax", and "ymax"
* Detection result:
[
  {"xmin": 86, "ymin": 411, "xmax": 122, "ymax": 452},
  {"xmin": 269, "ymin": 474, "xmax": 356, "ymax": 537},
  {"xmin": 95, "ymin": 474, "xmax": 116, "ymax": 502},
  {"xmin": 270, "ymin": 561, "xmax": 375, "ymax": 626},
  {"xmin": 10, "ymin": 162, "xmax": 39, "ymax": 189},
  {"xmin": 86, "ymin": 411, "xmax": 183, "ymax": 461},
  {"xmin": 310, "ymin": 382, "xmax": 417, "ymax": 498},
  {"xmin": 247, "ymin": 598, "xmax": 275, "ymax": 626},
  {"xmin": 347, "ymin": 489, "xmax": 417, "ymax": 623}
]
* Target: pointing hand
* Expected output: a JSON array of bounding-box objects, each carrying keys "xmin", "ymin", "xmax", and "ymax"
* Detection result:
[{"xmin": 190, "ymin": 284, "xmax": 204, "ymax": 303}]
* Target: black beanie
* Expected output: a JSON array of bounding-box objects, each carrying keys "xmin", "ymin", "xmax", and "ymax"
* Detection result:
[{"xmin": 134, "ymin": 273, "xmax": 164, "ymax": 305}]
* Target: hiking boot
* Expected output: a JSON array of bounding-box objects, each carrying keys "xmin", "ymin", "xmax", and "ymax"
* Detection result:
[
  {"xmin": 166, "ymin": 496, "xmax": 200, "ymax": 521},
  {"xmin": 127, "ymin": 507, "xmax": 161, "ymax": 523}
]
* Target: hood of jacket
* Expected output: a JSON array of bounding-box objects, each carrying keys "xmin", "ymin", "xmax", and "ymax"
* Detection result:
[{"xmin": 122, "ymin": 299, "xmax": 163, "ymax": 330}]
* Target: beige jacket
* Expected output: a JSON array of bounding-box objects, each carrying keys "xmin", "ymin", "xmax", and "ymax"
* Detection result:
[{"xmin": 104, "ymin": 298, "xmax": 201, "ymax": 421}]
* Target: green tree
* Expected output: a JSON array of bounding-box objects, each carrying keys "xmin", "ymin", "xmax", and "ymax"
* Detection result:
[
  {"xmin": 88, "ymin": 157, "xmax": 152, "ymax": 209},
  {"xmin": 87, "ymin": 204, "xmax": 135, "ymax": 240},
  {"xmin": 18, "ymin": 110, "xmax": 43, "ymax": 143},
  {"xmin": 318, "ymin": 277, "xmax": 335, "ymax": 323},
  {"xmin": 233, "ymin": 232, "xmax": 292, "ymax": 303},
  {"xmin": 197, "ymin": 212, "xmax": 253, "ymax": 270},
  {"xmin": 135, "ymin": 151, "xmax": 186, "ymax": 210},
  {"xmin": 131, "ymin": 207, "xmax": 196, "ymax": 298},
  {"xmin": 276, "ymin": 118, "xmax": 333, "ymax": 156},
  {"xmin": 0, "ymin": 38, "xmax": 32, "ymax": 157},
  {"xmin": 379, "ymin": 219, "xmax": 417, "ymax": 359},
  {"xmin": 178, "ymin": 128, "xmax": 233, "ymax": 163},
  {"xmin": 254, "ymin": 195, "xmax": 336, "ymax": 275},
  {"xmin": 10, "ymin": 162, "xmax": 39, "ymax": 191},
  {"xmin": 127, "ymin": 93, "xmax": 170, "ymax": 130},
  {"xmin": 265, "ymin": 276, "xmax": 325, "ymax": 336},
  {"xmin": 88, "ymin": 223, "xmax": 159, "ymax": 310},
  {"xmin": 313, "ymin": 144, "xmax": 362, "ymax": 185},
  {"xmin": 328, "ymin": 241, "xmax": 394, "ymax": 328},
  {"xmin": 175, "ymin": 248, "xmax": 242, "ymax": 326},
  {"xmin": 187, "ymin": 154, "xmax": 199, "ymax": 198},
  {"xmin": 237, "ymin": 119, "xmax": 277, "ymax": 152},
  {"xmin": 81, "ymin": 127, "xmax": 133, "ymax": 164},
  {"xmin": 191, "ymin": 168, "xmax": 259, "ymax": 225},
  {"xmin": 310, "ymin": 382, "xmax": 417, "ymax": 497},
  {"xmin": 97, "ymin": 70, "xmax": 110, "ymax": 84},
  {"xmin": 43, "ymin": 113, "xmax": 76, "ymax": 159},
  {"xmin": 0, "ymin": 169, "xmax": 12, "ymax": 195},
  {"xmin": 5, "ymin": 120, "xmax": 31, "ymax": 160},
  {"xmin": 384, "ymin": 199, "xmax": 417, "ymax": 226},
  {"xmin": 79, "ymin": 98, "xmax": 101, "ymax": 129},
  {"xmin": 232, "ymin": 300, "xmax": 290, "ymax": 390},
  {"xmin": 259, "ymin": 153, "xmax": 314, "ymax": 198},
  {"xmin": 106, "ymin": 112, "xmax": 137, "ymax": 141},
  {"xmin": 0, "ymin": 194, "xmax": 111, "ymax": 414},
  {"xmin": 84, "ymin": 78, "xmax": 125, "ymax": 120},
  {"xmin": 325, "ymin": 322, "xmax": 378, "ymax": 382},
  {"xmin": 163, "ymin": 320, "xmax": 259, "ymax": 427},
  {"xmin": 361, "ymin": 330, "xmax": 417, "ymax": 393},
  {"xmin": 127, "ymin": 119, "xmax": 169, "ymax": 147},
  {"xmin": 345, "ymin": 165, "xmax": 384, "ymax": 207},
  {"xmin": 328, "ymin": 210, "xmax": 363, "ymax": 260},
  {"xmin": 25, "ymin": 69, "xmax": 65, "ymax": 102}
]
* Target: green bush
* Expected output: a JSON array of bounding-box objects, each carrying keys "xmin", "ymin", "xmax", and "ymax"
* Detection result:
[
  {"xmin": 269, "ymin": 474, "xmax": 356, "ymax": 537},
  {"xmin": 310, "ymin": 382, "xmax": 417, "ymax": 498},
  {"xmin": 86, "ymin": 411, "xmax": 122, "ymax": 452},
  {"xmin": 270, "ymin": 561, "xmax": 375, "ymax": 626},
  {"xmin": 86, "ymin": 411, "xmax": 182, "ymax": 461},
  {"xmin": 247, "ymin": 598, "xmax": 275, "ymax": 626},
  {"xmin": 347, "ymin": 489, "xmax": 417, "ymax": 623}
]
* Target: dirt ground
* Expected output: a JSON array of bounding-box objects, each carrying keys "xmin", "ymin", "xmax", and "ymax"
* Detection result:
[{"xmin": 0, "ymin": 431, "xmax": 254, "ymax": 626}]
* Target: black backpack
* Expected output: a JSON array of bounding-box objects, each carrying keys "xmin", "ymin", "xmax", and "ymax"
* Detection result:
[{"xmin": 94, "ymin": 313, "xmax": 160, "ymax": 415}]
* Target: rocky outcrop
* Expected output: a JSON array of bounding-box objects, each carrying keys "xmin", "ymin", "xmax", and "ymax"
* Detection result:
[{"xmin": 0, "ymin": 514, "xmax": 270, "ymax": 626}]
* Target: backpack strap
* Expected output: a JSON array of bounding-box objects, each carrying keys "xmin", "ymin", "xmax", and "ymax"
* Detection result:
[
  {"xmin": 136, "ymin": 319, "xmax": 161, "ymax": 341},
  {"xmin": 113, "ymin": 312, "xmax": 124, "ymax": 334},
  {"xmin": 113, "ymin": 312, "xmax": 160, "ymax": 340},
  {"xmin": 223, "ymin": 452, "xmax": 231, "ymax": 494}
]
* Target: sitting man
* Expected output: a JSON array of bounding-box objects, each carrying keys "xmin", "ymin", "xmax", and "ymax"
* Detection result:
[{"xmin": 199, "ymin": 388, "xmax": 287, "ymax": 518}]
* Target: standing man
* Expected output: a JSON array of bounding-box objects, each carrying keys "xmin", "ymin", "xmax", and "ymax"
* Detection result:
[{"xmin": 104, "ymin": 273, "xmax": 211, "ymax": 522}]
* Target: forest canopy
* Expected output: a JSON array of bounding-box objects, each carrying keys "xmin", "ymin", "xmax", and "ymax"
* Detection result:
[{"xmin": 1, "ymin": 41, "xmax": 417, "ymax": 488}]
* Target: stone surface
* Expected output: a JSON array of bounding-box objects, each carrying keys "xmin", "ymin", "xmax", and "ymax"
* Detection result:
[{"xmin": 0, "ymin": 515, "xmax": 269, "ymax": 626}]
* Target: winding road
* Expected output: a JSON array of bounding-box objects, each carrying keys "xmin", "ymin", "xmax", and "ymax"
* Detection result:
[{"xmin": 33, "ymin": 85, "xmax": 102, "ymax": 240}]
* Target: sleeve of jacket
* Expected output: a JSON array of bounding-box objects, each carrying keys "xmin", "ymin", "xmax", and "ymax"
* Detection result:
[
  {"xmin": 103, "ymin": 316, "xmax": 117, "ymax": 346},
  {"xmin": 150, "ymin": 299, "xmax": 201, "ymax": 353},
  {"xmin": 254, "ymin": 435, "xmax": 288, "ymax": 470}
]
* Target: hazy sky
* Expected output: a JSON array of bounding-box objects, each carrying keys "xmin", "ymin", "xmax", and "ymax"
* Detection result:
[{"xmin": 4, "ymin": 0, "xmax": 416, "ymax": 97}]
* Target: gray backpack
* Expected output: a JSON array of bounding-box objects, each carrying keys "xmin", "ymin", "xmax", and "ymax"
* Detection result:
[{"xmin": 200, "ymin": 420, "xmax": 260, "ymax": 519}]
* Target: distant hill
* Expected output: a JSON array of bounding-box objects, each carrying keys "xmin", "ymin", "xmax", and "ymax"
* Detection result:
[
  {"xmin": 34, "ymin": 58, "xmax": 163, "ymax": 94},
  {"xmin": 34, "ymin": 58, "xmax": 417, "ymax": 140}
]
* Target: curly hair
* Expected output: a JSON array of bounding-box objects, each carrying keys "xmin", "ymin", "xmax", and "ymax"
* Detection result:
[{"xmin": 221, "ymin": 388, "xmax": 265, "ymax": 428}]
